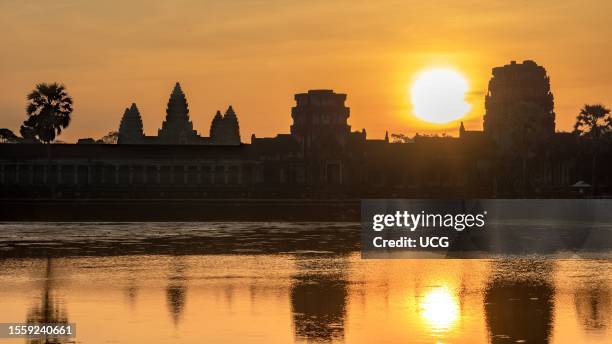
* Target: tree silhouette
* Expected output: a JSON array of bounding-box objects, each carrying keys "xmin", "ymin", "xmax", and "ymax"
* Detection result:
[
  {"xmin": 0, "ymin": 128, "xmax": 20, "ymax": 143},
  {"xmin": 19, "ymin": 125, "xmax": 39, "ymax": 143},
  {"xmin": 21, "ymin": 83, "xmax": 73, "ymax": 144},
  {"xmin": 573, "ymin": 104, "xmax": 612, "ymax": 195},
  {"xmin": 390, "ymin": 133, "xmax": 413, "ymax": 143},
  {"xmin": 99, "ymin": 131, "xmax": 119, "ymax": 144}
]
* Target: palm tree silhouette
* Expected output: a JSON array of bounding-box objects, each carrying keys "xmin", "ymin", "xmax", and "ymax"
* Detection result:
[
  {"xmin": 573, "ymin": 104, "xmax": 612, "ymax": 196},
  {"xmin": 19, "ymin": 83, "xmax": 73, "ymax": 198},
  {"xmin": 20, "ymin": 83, "xmax": 73, "ymax": 143}
]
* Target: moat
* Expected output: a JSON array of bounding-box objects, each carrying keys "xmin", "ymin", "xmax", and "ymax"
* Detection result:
[{"xmin": 0, "ymin": 222, "xmax": 609, "ymax": 344}]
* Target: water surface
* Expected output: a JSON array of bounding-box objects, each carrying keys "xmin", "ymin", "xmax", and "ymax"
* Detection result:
[{"xmin": 0, "ymin": 223, "xmax": 609, "ymax": 343}]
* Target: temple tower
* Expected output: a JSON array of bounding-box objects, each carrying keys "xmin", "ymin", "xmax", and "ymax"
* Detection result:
[
  {"xmin": 483, "ymin": 60, "xmax": 555, "ymax": 150},
  {"xmin": 290, "ymin": 90, "xmax": 351, "ymax": 152},
  {"xmin": 118, "ymin": 103, "xmax": 145, "ymax": 144},
  {"xmin": 158, "ymin": 82, "xmax": 198, "ymax": 144},
  {"xmin": 290, "ymin": 90, "xmax": 351, "ymax": 185},
  {"xmin": 210, "ymin": 106, "xmax": 241, "ymax": 145},
  {"xmin": 221, "ymin": 105, "xmax": 241, "ymax": 145},
  {"xmin": 210, "ymin": 110, "xmax": 223, "ymax": 141}
]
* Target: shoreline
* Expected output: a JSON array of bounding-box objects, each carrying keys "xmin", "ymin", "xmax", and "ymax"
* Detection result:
[{"xmin": 0, "ymin": 199, "xmax": 361, "ymax": 221}]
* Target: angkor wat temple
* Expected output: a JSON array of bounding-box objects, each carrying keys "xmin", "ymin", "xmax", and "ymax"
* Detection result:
[
  {"xmin": 1, "ymin": 60, "xmax": 611, "ymax": 200},
  {"xmin": 116, "ymin": 82, "xmax": 241, "ymax": 145}
]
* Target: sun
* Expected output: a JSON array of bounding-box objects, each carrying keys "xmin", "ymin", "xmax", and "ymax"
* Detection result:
[{"xmin": 410, "ymin": 68, "xmax": 471, "ymax": 124}]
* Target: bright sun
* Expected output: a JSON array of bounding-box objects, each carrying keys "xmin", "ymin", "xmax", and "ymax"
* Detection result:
[{"xmin": 410, "ymin": 68, "xmax": 471, "ymax": 124}]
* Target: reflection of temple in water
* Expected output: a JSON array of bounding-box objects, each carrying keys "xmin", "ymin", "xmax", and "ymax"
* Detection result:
[
  {"xmin": 26, "ymin": 258, "xmax": 70, "ymax": 344},
  {"xmin": 123, "ymin": 266, "xmax": 140, "ymax": 308},
  {"xmin": 166, "ymin": 257, "xmax": 188, "ymax": 326},
  {"xmin": 290, "ymin": 255, "xmax": 349, "ymax": 342},
  {"xmin": 574, "ymin": 280, "xmax": 610, "ymax": 332},
  {"xmin": 484, "ymin": 260, "xmax": 555, "ymax": 344}
]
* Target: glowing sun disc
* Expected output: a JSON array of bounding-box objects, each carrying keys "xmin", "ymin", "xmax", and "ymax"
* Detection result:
[{"xmin": 410, "ymin": 68, "xmax": 471, "ymax": 124}]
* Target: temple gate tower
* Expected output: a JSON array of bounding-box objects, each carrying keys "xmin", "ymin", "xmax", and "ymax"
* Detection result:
[
  {"xmin": 158, "ymin": 82, "xmax": 198, "ymax": 144},
  {"xmin": 483, "ymin": 60, "xmax": 555, "ymax": 151},
  {"xmin": 290, "ymin": 90, "xmax": 351, "ymax": 185},
  {"xmin": 118, "ymin": 103, "xmax": 145, "ymax": 144},
  {"xmin": 290, "ymin": 90, "xmax": 351, "ymax": 152}
]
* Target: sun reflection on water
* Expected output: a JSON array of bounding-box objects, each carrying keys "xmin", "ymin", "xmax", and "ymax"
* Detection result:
[{"xmin": 420, "ymin": 286, "xmax": 460, "ymax": 332}]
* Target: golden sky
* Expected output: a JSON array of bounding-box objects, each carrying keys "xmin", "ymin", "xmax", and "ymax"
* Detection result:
[{"xmin": 1, "ymin": 0, "xmax": 611, "ymax": 142}]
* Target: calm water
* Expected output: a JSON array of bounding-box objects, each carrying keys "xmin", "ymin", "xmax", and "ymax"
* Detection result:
[{"xmin": 0, "ymin": 223, "xmax": 610, "ymax": 344}]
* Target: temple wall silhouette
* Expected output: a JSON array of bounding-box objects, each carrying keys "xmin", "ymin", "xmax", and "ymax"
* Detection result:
[{"xmin": 1, "ymin": 61, "xmax": 611, "ymax": 200}]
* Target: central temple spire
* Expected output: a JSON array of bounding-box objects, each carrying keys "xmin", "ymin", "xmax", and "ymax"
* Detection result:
[
  {"xmin": 118, "ymin": 103, "xmax": 144, "ymax": 144},
  {"xmin": 168, "ymin": 82, "xmax": 188, "ymax": 119},
  {"xmin": 158, "ymin": 82, "xmax": 197, "ymax": 144}
]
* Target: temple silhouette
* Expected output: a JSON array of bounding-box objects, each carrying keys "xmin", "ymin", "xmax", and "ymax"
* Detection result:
[
  {"xmin": 116, "ymin": 82, "xmax": 241, "ymax": 145},
  {"xmin": 1, "ymin": 60, "xmax": 611, "ymax": 201}
]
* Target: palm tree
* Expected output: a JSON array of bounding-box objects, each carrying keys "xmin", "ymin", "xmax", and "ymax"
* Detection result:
[
  {"xmin": 573, "ymin": 104, "xmax": 612, "ymax": 196},
  {"xmin": 21, "ymin": 83, "xmax": 73, "ymax": 143},
  {"xmin": 20, "ymin": 83, "xmax": 73, "ymax": 198}
]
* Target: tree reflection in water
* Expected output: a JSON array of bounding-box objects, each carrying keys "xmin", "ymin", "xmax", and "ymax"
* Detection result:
[{"xmin": 26, "ymin": 258, "xmax": 71, "ymax": 344}]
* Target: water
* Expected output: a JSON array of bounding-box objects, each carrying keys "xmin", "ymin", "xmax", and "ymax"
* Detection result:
[{"xmin": 0, "ymin": 223, "xmax": 610, "ymax": 343}]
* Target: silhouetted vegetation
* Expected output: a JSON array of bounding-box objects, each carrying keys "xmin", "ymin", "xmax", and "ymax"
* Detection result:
[
  {"xmin": 100, "ymin": 131, "xmax": 119, "ymax": 144},
  {"xmin": 416, "ymin": 133, "xmax": 450, "ymax": 137},
  {"xmin": 21, "ymin": 83, "xmax": 73, "ymax": 144},
  {"xmin": 573, "ymin": 104, "xmax": 612, "ymax": 195},
  {"xmin": 0, "ymin": 128, "xmax": 20, "ymax": 143},
  {"xmin": 390, "ymin": 133, "xmax": 413, "ymax": 143}
]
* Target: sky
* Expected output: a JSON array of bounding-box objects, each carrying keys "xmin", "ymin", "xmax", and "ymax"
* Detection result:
[{"xmin": 0, "ymin": 0, "xmax": 611, "ymax": 142}]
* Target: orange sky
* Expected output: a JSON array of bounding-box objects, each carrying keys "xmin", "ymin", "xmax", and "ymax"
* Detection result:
[{"xmin": 1, "ymin": 1, "xmax": 611, "ymax": 143}]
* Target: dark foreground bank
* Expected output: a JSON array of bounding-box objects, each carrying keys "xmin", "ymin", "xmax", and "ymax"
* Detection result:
[{"xmin": 0, "ymin": 199, "xmax": 360, "ymax": 221}]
